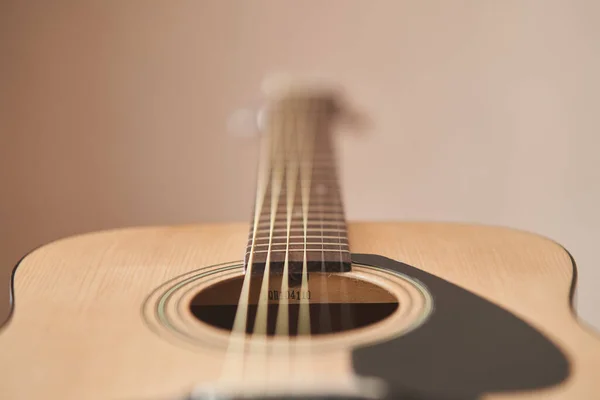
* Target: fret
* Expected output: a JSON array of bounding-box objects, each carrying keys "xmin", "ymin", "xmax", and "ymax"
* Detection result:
[
  {"xmin": 250, "ymin": 235, "xmax": 349, "ymax": 241},
  {"xmin": 249, "ymin": 237, "xmax": 348, "ymax": 245},
  {"xmin": 254, "ymin": 221, "xmax": 346, "ymax": 228},
  {"xmin": 247, "ymin": 243, "xmax": 349, "ymax": 249},
  {"xmin": 257, "ymin": 202, "xmax": 343, "ymax": 208},
  {"xmin": 258, "ymin": 212, "xmax": 344, "ymax": 219},
  {"xmin": 251, "ymin": 227, "xmax": 346, "ymax": 234},
  {"xmin": 295, "ymin": 178, "xmax": 337, "ymax": 184},
  {"xmin": 259, "ymin": 202, "xmax": 343, "ymax": 208},
  {"xmin": 274, "ymin": 208, "xmax": 343, "ymax": 212},
  {"xmin": 260, "ymin": 190, "xmax": 341, "ymax": 197},
  {"xmin": 260, "ymin": 202, "xmax": 343, "ymax": 208},
  {"xmin": 258, "ymin": 208, "xmax": 344, "ymax": 213},
  {"xmin": 254, "ymin": 217, "xmax": 345, "ymax": 222},
  {"xmin": 250, "ymin": 228, "xmax": 347, "ymax": 235},
  {"xmin": 257, "ymin": 214, "xmax": 345, "ymax": 221},
  {"xmin": 246, "ymin": 248, "xmax": 350, "ymax": 256},
  {"xmin": 255, "ymin": 209, "xmax": 345, "ymax": 216},
  {"xmin": 304, "ymin": 169, "xmax": 336, "ymax": 173},
  {"xmin": 260, "ymin": 191, "xmax": 341, "ymax": 198},
  {"xmin": 252, "ymin": 221, "xmax": 345, "ymax": 228}
]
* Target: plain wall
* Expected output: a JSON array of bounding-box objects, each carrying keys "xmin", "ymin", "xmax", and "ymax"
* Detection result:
[{"xmin": 1, "ymin": 1, "xmax": 599, "ymax": 329}]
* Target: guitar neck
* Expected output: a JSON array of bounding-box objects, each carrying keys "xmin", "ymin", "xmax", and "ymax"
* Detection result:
[{"xmin": 244, "ymin": 94, "xmax": 351, "ymax": 276}]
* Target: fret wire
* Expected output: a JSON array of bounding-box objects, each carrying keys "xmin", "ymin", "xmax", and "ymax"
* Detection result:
[
  {"xmin": 260, "ymin": 216, "xmax": 345, "ymax": 220},
  {"xmin": 252, "ymin": 221, "xmax": 347, "ymax": 227},
  {"xmin": 260, "ymin": 206, "xmax": 343, "ymax": 211},
  {"xmin": 257, "ymin": 215, "xmax": 345, "ymax": 220},
  {"xmin": 250, "ymin": 228, "xmax": 347, "ymax": 235},
  {"xmin": 259, "ymin": 205, "xmax": 343, "ymax": 209},
  {"xmin": 249, "ymin": 235, "xmax": 347, "ymax": 242},
  {"xmin": 260, "ymin": 197, "xmax": 342, "ymax": 201},
  {"xmin": 252, "ymin": 228, "xmax": 346, "ymax": 233},
  {"xmin": 260, "ymin": 205, "xmax": 344, "ymax": 208},
  {"xmin": 260, "ymin": 193, "xmax": 341, "ymax": 198},
  {"xmin": 246, "ymin": 249, "xmax": 350, "ymax": 256},
  {"xmin": 255, "ymin": 217, "xmax": 346, "ymax": 221},
  {"xmin": 260, "ymin": 207, "xmax": 343, "ymax": 211},
  {"xmin": 250, "ymin": 235, "xmax": 348, "ymax": 240},
  {"xmin": 263, "ymin": 185, "xmax": 340, "ymax": 190},
  {"xmin": 257, "ymin": 212, "xmax": 344, "ymax": 216},
  {"xmin": 261, "ymin": 203, "xmax": 343, "ymax": 208},
  {"xmin": 258, "ymin": 215, "xmax": 344, "ymax": 220},
  {"xmin": 262, "ymin": 190, "xmax": 340, "ymax": 193},
  {"xmin": 262, "ymin": 182, "xmax": 339, "ymax": 189},
  {"xmin": 247, "ymin": 242, "xmax": 349, "ymax": 248},
  {"xmin": 254, "ymin": 221, "xmax": 346, "ymax": 227},
  {"xmin": 258, "ymin": 213, "xmax": 345, "ymax": 219}
]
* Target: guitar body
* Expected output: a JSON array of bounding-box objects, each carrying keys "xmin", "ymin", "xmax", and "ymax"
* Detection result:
[{"xmin": 1, "ymin": 221, "xmax": 599, "ymax": 400}]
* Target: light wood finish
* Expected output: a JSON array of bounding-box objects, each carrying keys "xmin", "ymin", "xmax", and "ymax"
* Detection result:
[{"xmin": 1, "ymin": 222, "xmax": 599, "ymax": 399}]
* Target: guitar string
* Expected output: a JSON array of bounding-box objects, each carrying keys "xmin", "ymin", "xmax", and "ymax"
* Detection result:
[
  {"xmin": 317, "ymin": 113, "xmax": 333, "ymax": 335},
  {"xmin": 269, "ymin": 104, "xmax": 316, "ymax": 390},
  {"xmin": 298, "ymin": 103, "xmax": 317, "ymax": 336},
  {"xmin": 218, "ymin": 103, "xmax": 274, "ymax": 390},
  {"xmin": 332, "ymin": 136, "xmax": 352, "ymax": 331},
  {"xmin": 291, "ymin": 103, "xmax": 319, "ymax": 390},
  {"xmin": 251, "ymin": 105, "xmax": 315, "ymax": 392},
  {"xmin": 220, "ymin": 100, "xmax": 338, "ymax": 394},
  {"xmin": 253, "ymin": 111, "xmax": 284, "ymax": 336},
  {"xmin": 268, "ymin": 108, "xmax": 297, "ymax": 391},
  {"xmin": 246, "ymin": 110, "xmax": 286, "ymax": 395}
]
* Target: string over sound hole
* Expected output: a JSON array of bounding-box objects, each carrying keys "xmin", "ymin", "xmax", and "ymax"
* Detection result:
[{"xmin": 189, "ymin": 272, "xmax": 399, "ymax": 336}]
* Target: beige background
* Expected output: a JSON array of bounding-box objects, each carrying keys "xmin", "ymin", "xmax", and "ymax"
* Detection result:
[{"xmin": 1, "ymin": 1, "xmax": 599, "ymax": 330}]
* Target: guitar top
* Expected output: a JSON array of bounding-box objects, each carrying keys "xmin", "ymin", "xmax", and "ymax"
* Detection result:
[{"xmin": 1, "ymin": 82, "xmax": 599, "ymax": 400}]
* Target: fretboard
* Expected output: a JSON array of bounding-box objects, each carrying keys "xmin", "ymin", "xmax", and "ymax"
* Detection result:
[{"xmin": 245, "ymin": 94, "xmax": 351, "ymax": 276}]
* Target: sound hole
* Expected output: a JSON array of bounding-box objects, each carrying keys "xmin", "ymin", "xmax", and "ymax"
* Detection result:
[{"xmin": 189, "ymin": 273, "xmax": 399, "ymax": 336}]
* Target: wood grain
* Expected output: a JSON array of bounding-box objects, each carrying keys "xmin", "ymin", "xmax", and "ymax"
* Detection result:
[{"xmin": 0, "ymin": 222, "xmax": 599, "ymax": 399}]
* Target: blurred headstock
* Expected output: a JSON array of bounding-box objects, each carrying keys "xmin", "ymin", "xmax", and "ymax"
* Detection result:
[{"xmin": 227, "ymin": 75, "xmax": 366, "ymax": 138}]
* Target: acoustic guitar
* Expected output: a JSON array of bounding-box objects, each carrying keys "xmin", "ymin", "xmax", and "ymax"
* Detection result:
[{"xmin": 1, "ymin": 82, "xmax": 599, "ymax": 400}]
